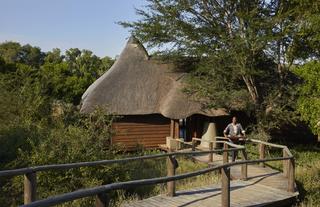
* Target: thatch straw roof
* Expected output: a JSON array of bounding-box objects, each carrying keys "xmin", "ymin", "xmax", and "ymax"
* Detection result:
[{"xmin": 80, "ymin": 37, "xmax": 227, "ymax": 119}]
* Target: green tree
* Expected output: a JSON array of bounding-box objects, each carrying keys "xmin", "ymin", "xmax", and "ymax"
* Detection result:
[
  {"xmin": 100, "ymin": 56, "xmax": 114, "ymax": 76},
  {"xmin": 0, "ymin": 42, "xmax": 21, "ymax": 64},
  {"xmin": 44, "ymin": 48, "xmax": 64, "ymax": 64},
  {"xmin": 0, "ymin": 42, "xmax": 115, "ymax": 105},
  {"xmin": 289, "ymin": 0, "xmax": 320, "ymax": 60},
  {"xmin": 294, "ymin": 61, "xmax": 320, "ymax": 137},
  {"xmin": 41, "ymin": 48, "xmax": 114, "ymax": 104},
  {"xmin": 120, "ymin": 0, "xmax": 304, "ymax": 132},
  {"xmin": 0, "ymin": 42, "xmax": 44, "ymax": 67},
  {"xmin": 289, "ymin": 0, "xmax": 320, "ymax": 138}
]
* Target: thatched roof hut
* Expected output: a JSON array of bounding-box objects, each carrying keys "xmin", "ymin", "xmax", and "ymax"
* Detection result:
[
  {"xmin": 80, "ymin": 37, "xmax": 228, "ymax": 149},
  {"xmin": 81, "ymin": 36, "xmax": 227, "ymax": 119}
]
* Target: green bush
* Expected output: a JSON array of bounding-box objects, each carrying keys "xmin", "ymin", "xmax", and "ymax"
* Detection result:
[
  {"xmin": 0, "ymin": 106, "xmax": 117, "ymax": 206},
  {"xmin": 292, "ymin": 145, "xmax": 320, "ymax": 206}
]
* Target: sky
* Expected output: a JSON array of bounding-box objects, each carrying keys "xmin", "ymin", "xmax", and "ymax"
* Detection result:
[{"xmin": 0, "ymin": 0, "xmax": 147, "ymax": 58}]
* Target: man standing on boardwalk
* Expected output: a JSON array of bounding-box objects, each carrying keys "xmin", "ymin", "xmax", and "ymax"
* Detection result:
[{"xmin": 223, "ymin": 116, "xmax": 246, "ymax": 161}]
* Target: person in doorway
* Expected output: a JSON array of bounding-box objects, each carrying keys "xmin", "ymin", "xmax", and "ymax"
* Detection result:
[{"xmin": 223, "ymin": 116, "xmax": 246, "ymax": 161}]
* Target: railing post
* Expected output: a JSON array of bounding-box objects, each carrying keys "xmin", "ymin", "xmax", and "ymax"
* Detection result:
[
  {"xmin": 288, "ymin": 158, "xmax": 295, "ymax": 193},
  {"xmin": 192, "ymin": 138, "xmax": 196, "ymax": 151},
  {"xmin": 95, "ymin": 193, "xmax": 109, "ymax": 207},
  {"xmin": 283, "ymin": 149, "xmax": 288, "ymax": 177},
  {"xmin": 222, "ymin": 143, "xmax": 230, "ymax": 207},
  {"xmin": 241, "ymin": 149, "xmax": 248, "ymax": 180},
  {"xmin": 209, "ymin": 142, "xmax": 213, "ymax": 162},
  {"xmin": 24, "ymin": 172, "xmax": 36, "ymax": 204},
  {"xmin": 259, "ymin": 143, "xmax": 265, "ymax": 167},
  {"xmin": 167, "ymin": 149, "xmax": 178, "ymax": 197},
  {"xmin": 223, "ymin": 143, "xmax": 228, "ymax": 164}
]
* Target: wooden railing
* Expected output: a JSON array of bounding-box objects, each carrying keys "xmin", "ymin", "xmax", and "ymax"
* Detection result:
[
  {"xmin": 247, "ymin": 138, "xmax": 295, "ymax": 192},
  {"xmin": 191, "ymin": 137, "xmax": 248, "ymax": 181},
  {"xmin": 0, "ymin": 139, "xmax": 295, "ymax": 207},
  {"xmin": 191, "ymin": 137, "xmax": 295, "ymax": 189}
]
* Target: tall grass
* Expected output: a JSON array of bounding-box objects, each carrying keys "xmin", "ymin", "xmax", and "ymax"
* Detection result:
[{"xmin": 292, "ymin": 145, "xmax": 320, "ymax": 206}]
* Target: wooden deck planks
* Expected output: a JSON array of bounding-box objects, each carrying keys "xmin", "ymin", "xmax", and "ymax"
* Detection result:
[{"xmin": 122, "ymin": 181, "xmax": 296, "ymax": 207}]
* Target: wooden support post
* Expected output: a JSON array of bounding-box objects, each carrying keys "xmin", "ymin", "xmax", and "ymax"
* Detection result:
[
  {"xmin": 288, "ymin": 158, "xmax": 295, "ymax": 193},
  {"xmin": 167, "ymin": 153, "xmax": 177, "ymax": 197},
  {"xmin": 209, "ymin": 142, "xmax": 213, "ymax": 162},
  {"xmin": 95, "ymin": 193, "xmax": 109, "ymax": 207},
  {"xmin": 170, "ymin": 120, "xmax": 175, "ymax": 138},
  {"xmin": 192, "ymin": 139, "xmax": 196, "ymax": 151},
  {"xmin": 174, "ymin": 119, "xmax": 179, "ymax": 138},
  {"xmin": 223, "ymin": 143, "xmax": 228, "ymax": 164},
  {"xmin": 259, "ymin": 143, "xmax": 265, "ymax": 167},
  {"xmin": 221, "ymin": 166, "xmax": 230, "ymax": 207},
  {"xmin": 241, "ymin": 149, "xmax": 248, "ymax": 180},
  {"xmin": 222, "ymin": 142, "xmax": 230, "ymax": 206},
  {"xmin": 192, "ymin": 139, "xmax": 197, "ymax": 156},
  {"xmin": 24, "ymin": 172, "xmax": 36, "ymax": 204},
  {"xmin": 283, "ymin": 149, "xmax": 288, "ymax": 177}
]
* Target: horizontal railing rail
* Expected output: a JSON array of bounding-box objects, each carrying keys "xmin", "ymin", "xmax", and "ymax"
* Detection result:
[
  {"xmin": 192, "ymin": 137, "xmax": 245, "ymax": 148},
  {"xmin": 248, "ymin": 138, "xmax": 293, "ymax": 157},
  {"xmin": 191, "ymin": 137, "xmax": 293, "ymax": 166},
  {"xmin": 216, "ymin": 136, "xmax": 229, "ymax": 140},
  {"xmin": 248, "ymin": 138, "xmax": 286, "ymax": 149},
  {"xmin": 0, "ymin": 148, "xmax": 242, "ymax": 177}
]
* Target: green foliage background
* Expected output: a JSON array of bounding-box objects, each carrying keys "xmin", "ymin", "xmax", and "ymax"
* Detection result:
[
  {"xmin": 0, "ymin": 42, "xmax": 120, "ymax": 206},
  {"xmin": 294, "ymin": 61, "xmax": 320, "ymax": 135}
]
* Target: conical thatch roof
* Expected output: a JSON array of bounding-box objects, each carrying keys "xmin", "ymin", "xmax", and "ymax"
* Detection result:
[{"xmin": 80, "ymin": 37, "xmax": 227, "ymax": 119}]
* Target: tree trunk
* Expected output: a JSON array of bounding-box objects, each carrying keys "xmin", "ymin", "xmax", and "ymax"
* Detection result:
[{"xmin": 242, "ymin": 75, "xmax": 259, "ymax": 105}]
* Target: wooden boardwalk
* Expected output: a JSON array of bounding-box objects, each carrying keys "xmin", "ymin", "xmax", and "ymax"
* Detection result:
[
  {"xmin": 1, "ymin": 138, "xmax": 297, "ymax": 207},
  {"xmin": 122, "ymin": 153, "xmax": 298, "ymax": 207}
]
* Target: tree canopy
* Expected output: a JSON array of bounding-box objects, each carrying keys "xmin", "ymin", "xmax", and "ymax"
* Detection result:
[
  {"xmin": 0, "ymin": 42, "xmax": 114, "ymax": 104},
  {"xmin": 294, "ymin": 61, "xmax": 320, "ymax": 136},
  {"xmin": 120, "ymin": 0, "xmax": 320, "ymax": 134}
]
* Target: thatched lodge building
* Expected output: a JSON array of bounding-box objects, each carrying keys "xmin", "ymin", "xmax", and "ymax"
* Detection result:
[{"xmin": 80, "ymin": 37, "xmax": 228, "ymax": 149}]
